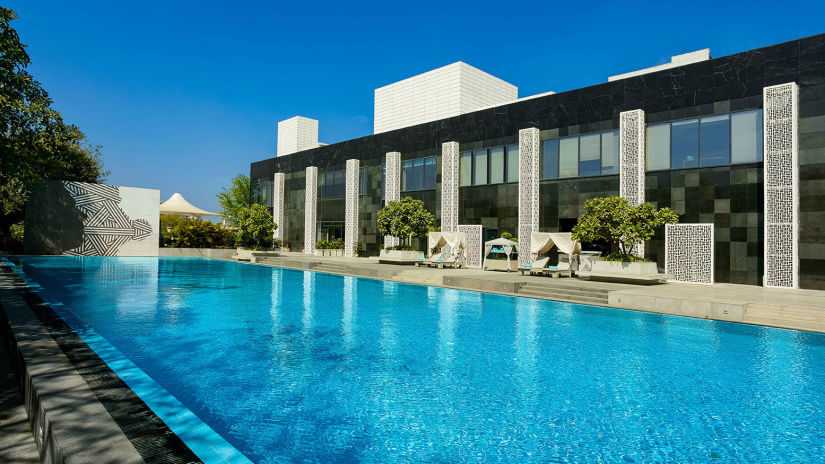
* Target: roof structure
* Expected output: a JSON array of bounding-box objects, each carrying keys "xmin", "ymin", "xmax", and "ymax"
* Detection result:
[{"xmin": 160, "ymin": 193, "xmax": 217, "ymax": 218}]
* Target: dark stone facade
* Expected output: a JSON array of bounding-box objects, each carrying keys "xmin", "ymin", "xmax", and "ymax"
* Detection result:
[{"xmin": 251, "ymin": 34, "xmax": 825, "ymax": 289}]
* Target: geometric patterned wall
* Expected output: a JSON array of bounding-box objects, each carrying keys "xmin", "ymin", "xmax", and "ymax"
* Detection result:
[
  {"xmin": 518, "ymin": 127, "xmax": 540, "ymax": 266},
  {"xmin": 304, "ymin": 166, "xmax": 318, "ymax": 254},
  {"xmin": 273, "ymin": 172, "xmax": 285, "ymax": 243},
  {"xmin": 344, "ymin": 159, "xmax": 360, "ymax": 257},
  {"xmin": 25, "ymin": 181, "xmax": 159, "ymax": 256},
  {"xmin": 763, "ymin": 82, "xmax": 799, "ymax": 288},
  {"xmin": 441, "ymin": 141, "xmax": 460, "ymax": 232},
  {"xmin": 619, "ymin": 109, "xmax": 646, "ymax": 258},
  {"xmin": 665, "ymin": 223, "xmax": 714, "ymax": 284},
  {"xmin": 457, "ymin": 224, "xmax": 482, "ymax": 268},
  {"xmin": 384, "ymin": 152, "xmax": 401, "ymax": 249}
]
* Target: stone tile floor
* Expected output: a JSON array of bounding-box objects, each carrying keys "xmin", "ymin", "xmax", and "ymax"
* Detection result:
[{"xmin": 0, "ymin": 328, "xmax": 39, "ymax": 464}]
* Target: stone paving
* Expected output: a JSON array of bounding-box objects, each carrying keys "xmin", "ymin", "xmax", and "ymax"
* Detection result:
[
  {"xmin": 254, "ymin": 252, "xmax": 825, "ymax": 333},
  {"xmin": 0, "ymin": 328, "xmax": 39, "ymax": 464}
]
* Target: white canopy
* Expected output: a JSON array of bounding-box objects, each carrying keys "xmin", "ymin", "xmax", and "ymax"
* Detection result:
[
  {"xmin": 530, "ymin": 232, "xmax": 581, "ymax": 260},
  {"xmin": 482, "ymin": 237, "xmax": 519, "ymax": 270},
  {"xmin": 160, "ymin": 193, "xmax": 217, "ymax": 218},
  {"xmin": 427, "ymin": 231, "xmax": 466, "ymax": 256}
]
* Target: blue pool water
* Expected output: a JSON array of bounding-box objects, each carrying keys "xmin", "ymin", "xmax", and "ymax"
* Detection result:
[{"xmin": 8, "ymin": 256, "xmax": 825, "ymax": 463}]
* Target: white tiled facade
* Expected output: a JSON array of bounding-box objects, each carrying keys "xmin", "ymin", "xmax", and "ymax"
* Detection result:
[
  {"xmin": 373, "ymin": 62, "xmax": 517, "ymax": 134},
  {"xmin": 277, "ymin": 116, "xmax": 320, "ymax": 157}
]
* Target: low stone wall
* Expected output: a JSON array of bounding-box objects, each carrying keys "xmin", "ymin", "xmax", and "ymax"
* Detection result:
[{"xmin": 158, "ymin": 247, "xmax": 235, "ymax": 259}]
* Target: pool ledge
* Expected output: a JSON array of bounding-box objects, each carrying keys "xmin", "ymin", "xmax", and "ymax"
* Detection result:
[{"xmin": 0, "ymin": 266, "xmax": 145, "ymax": 463}]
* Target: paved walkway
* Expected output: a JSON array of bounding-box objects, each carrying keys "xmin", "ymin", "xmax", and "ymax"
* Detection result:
[
  {"xmin": 251, "ymin": 252, "xmax": 825, "ymax": 333},
  {"xmin": 0, "ymin": 328, "xmax": 40, "ymax": 464}
]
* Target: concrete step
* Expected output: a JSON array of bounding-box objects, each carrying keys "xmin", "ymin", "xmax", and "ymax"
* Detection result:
[
  {"xmin": 520, "ymin": 284, "xmax": 608, "ymax": 299},
  {"xmin": 743, "ymin": 315, "xmax": 825, "ymax": 333},
  {"xmin": 745, "ymin": 308, "xmax": 825, "ymax": 325},
  {"xmin": 521, "ymin": 281, "xmax": 610, "ymax": 293},
  {"xmin": 516, "ymin": 289, "xmax": 608, "ymax": 306}
]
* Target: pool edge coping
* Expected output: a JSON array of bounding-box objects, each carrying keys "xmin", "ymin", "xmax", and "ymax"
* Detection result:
[{"xmin": 0, "ymin": 259, "xmax": 253, "ymax": 464}]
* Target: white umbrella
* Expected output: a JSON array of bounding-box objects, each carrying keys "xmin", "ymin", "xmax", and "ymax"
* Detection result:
[{"xmin": 160, "ymin": 193, "xmax": 217, "ymax": 218}]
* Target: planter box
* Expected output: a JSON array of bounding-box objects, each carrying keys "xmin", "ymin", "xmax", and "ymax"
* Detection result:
[
  {"xmin": 577, "ymin": 260, "xmax": 665, "ymax": 285},
  {"xmin": 379, "ymin": 249, "xmax": 424, "ymax": 264},
  {"xmin": 314, "ymin": 249, "xmax": 344, "ymax": 257},
  {"xmin": 591, "ymin": 260, "xmax": 659, "ymax": 275},
  {"xmin": 234, "ymin": 248, "xmax": 280, "ymax": 263}
]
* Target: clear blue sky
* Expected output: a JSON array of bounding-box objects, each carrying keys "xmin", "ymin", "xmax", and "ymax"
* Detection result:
[{"xmin": 8, "ymin": 0, "xmax": 824, "ymax": 214}]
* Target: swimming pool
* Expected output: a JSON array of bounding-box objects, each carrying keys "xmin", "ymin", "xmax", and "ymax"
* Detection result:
[{"xmin": 7, "ymin": 256, "xmax": 825, "ymax": 463}]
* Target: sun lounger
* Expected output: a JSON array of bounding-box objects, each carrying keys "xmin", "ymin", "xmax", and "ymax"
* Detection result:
[
  {"xmin": 518, "ymin": 257, "xmax": 550, "ymax": 276},
  {"xmin": 541, "ymin": 263, "xmax": 572, "ymax": 278},
  {"xmin": 415, "ymin": 252, "xmax": 444, "ymax": 267}
]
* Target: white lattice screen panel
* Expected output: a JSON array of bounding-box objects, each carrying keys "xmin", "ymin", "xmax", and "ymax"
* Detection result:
[
  {"xmin": 345, "ymin": 159, "xmax": 360, "ymax": 257},
  {"xmin": 304, "ymin": 166, "xmax": 318, "ymax": 254},
  {"xmin": 273, "ymin": 173, "xmax": 285, "ymax": 242},
  {"xmin": 441, "ymin": 142, "xmax": 460, "ymax": 232},
  {"xmin": 384, "ymin": 152, "xmax": 401, "ymax": 249},
  {"xmin": 620, "ymin": 109, "xmax": 646, "ymax": 258},
  {"xmin": 665, "ymin": 224, "xmax": 714, "ymax": 284},
  {"xmin": 763, "ymin": 82, "xmax": 799, "ymax": 288},
  {"xmin": 458, "ymin": 225, "xmax": 482, "ymax": 268},
  {"xmin": 518, "ymin": 128, "xmax": 540, "ymax": 266}
]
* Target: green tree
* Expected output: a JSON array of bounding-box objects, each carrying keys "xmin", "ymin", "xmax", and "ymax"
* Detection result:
[
  {"xmin": 0, "ymin": 7, "xmax": 106, "ymax": 240},
  {"xmin": 216, "ymin": 174, "xmax": 250, "ymax": 228},
  {"xmin": 236, "ymin": 204, "xmax": 275, "ymax": 250},
  {"xmin": 376, "ymin": 197, "xmax": 435, "ymax": 248},
  {"xmin": 164, "ymin": 218, "xmax": 234, "ymax": 249},
  {"xmin": 572, "ymin": 196, "xmax": 678, "ymax": 262}
]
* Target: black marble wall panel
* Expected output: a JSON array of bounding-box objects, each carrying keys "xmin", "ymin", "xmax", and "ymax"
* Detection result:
[{"xmin": 252, "ymin": 33, "xmax": 825, "ymax": 288}]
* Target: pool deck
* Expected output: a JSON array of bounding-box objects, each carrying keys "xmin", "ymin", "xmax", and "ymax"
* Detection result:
[{"xmin": 251, "ymin": 252, "xmax": 825, "ymax": 334}]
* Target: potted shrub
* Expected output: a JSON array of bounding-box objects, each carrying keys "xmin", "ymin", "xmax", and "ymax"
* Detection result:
[
  {"xmin": 234, "ymin": 204, "xmax": 279, "ymax": 262},
  {"xmin": 314, "ymin": 238, "xmax": 344, "ymax": 257},
  {"xmin": 376, "ymin": 197, "xmax": 434, "ymax": 262},
  {"xmin": 572, "ymin": 196, "xmax": 678, "ymax": 277}
]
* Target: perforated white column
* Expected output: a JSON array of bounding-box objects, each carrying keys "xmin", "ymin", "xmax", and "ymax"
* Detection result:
[
  {"xmin": 384, "ymin": 152, "xmax": 401, "ymax": 249},
  {"xmin": 441, "ymin": 142, "xmax": 460, "ymax": 232},
  {"xmin": 457, "ymin": 224, "xmax": 482, "ymax": 268},
  {"xmin": 273, "ymin": 173, "xmax": 285, "ymax": 242},
  {"xmin": 344, "ymin": 159, "xmax": 360, "ymax": 257},
  {"xmin": 763, "ymin": 82, "xmax": 799, "ymax": 288},
  {"xmin": 665, "ymin": 224, "xmax": 714, "ymax": 284},
  {"xmin": 619, "ymin": 109, "xmax": 646, "ymax": 257},
  {"xmin": 518, "ymin": 128, "xmax": 540, "ymax": 266},
  {"xmin": 304, "ymin": 166, "xmax": 318, "ymax": 254}
]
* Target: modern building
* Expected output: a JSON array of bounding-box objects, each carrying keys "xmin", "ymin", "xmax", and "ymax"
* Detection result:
[{"xmin": 251, "ymin": 34, "xmax": 825, "ymax": 290}]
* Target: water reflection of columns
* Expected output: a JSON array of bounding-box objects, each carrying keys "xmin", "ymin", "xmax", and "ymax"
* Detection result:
[
  {"xmin": 270, "ymin": 268, "xmax": 283, "ymax": 327},
  {"xmin": 438, "ymin": 289, "xmax": 459, "ymax": 369},
  {"xmin": 342, "ymin": 276, "xmax": 356, "ymax": 351},
  {"xmin": 514, "ymin": 297, "xmax": 540, "ymax": 392},
  {"xmin": 302, "ymin": 271, "xmax": 314, "ymax": 331}
]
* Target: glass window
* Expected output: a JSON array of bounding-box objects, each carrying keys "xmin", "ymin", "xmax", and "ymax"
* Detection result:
[
  {"xmin": 473, "ymin": 149, "xmax": 488, "ymax": 185},
  {"xmin": 601, "ymin": 130, "xmax": 619, "ymax": 175},
  {"xmin": 579, "ymin": 134, "xmax": 601, "ymax": 177},
  {"xmin": 460, "ymin": 152, "xmax": 472, "ymax": 186},
  {"xmin": 646, "ymin": 123, "xmax": 670, "ymax": 171},
  {"xmin": 412, "ymin": 158, "xmax": 424, "ymax": 191},
  {"xmin": 506, "ymin": 144, "xmax": 519, "ymax": 183},
  {"xmin": 489, "ymin": 146, "xmax": 505, "ymax": 184},
  {"xmin": 542, "ymin": 139, "xmax": 559, "ymax": 180},
  {"xmin": 423, "ymin": 157, "xmax": 437, "ymax": 189},
  {"xmin": 381, "ymin": 165, "xmax": 385, "ymax": 200},
  {"xmin": 360, "ymin": 167, "xmax": 368, "ymax": 196},
  {"xmin": 559, "ymin": 137, "xmax": 578, "ymax": 178},
  {"xmin": 401, "ymin": 160, "xmax": 412, "ymax": 191},
  {"xmin": 700, "ymin": 114, "xmax": 730, "ymax": 166},
  {"xmin": 671, "ymin": 118, "xmax": 699, "ymax": 169},
  {"xmin": 731, "ymin": 110, "xmax": 763, "ymax": 164}
]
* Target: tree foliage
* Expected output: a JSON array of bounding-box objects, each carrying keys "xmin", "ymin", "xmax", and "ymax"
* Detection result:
[
  {"xmin": 162, "ymin": 217, "xmax": 234, "ymax": 249},
  {"xmin": 572, "ymin": 196, "xmax": 678, "ymax": 262},
  {"xmin": 376, "ymin": 197, "xmax": 435, "ymax": 248},
  {"xmin": 216, "ymin": 174, "xmax": 251, "ymax": 228},
  {"xmin": 236, "ymin": 204, "xmax": 275, "ymax": 250},
  {"xmin": 0, "ymin": 7, "xmax": 106, "ymax": 238}
]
